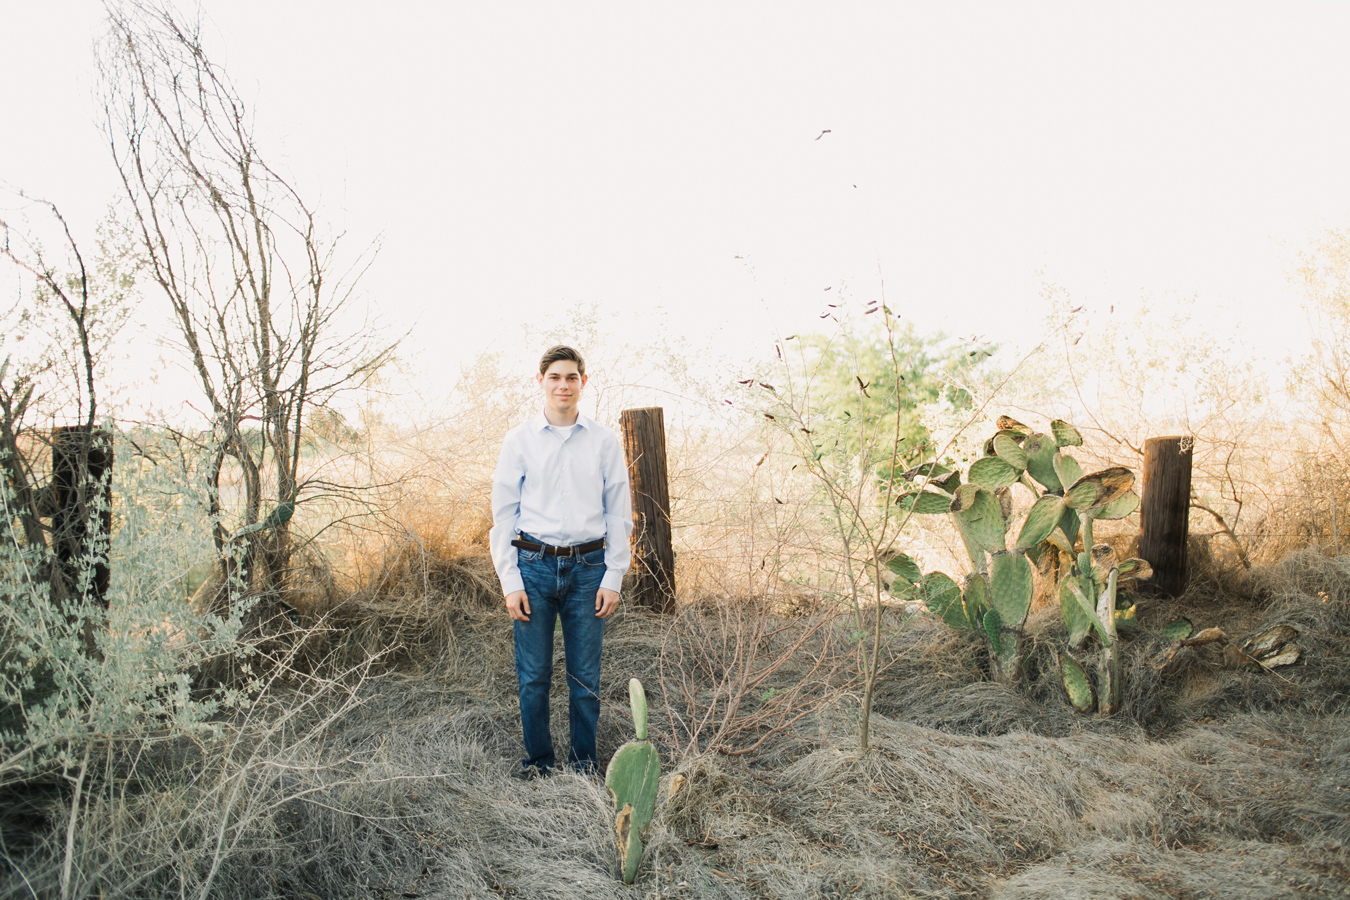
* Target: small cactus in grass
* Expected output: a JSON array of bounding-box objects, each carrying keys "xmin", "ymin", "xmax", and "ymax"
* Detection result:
[
  {"xmin": 899, "ymin": 419, "xmax": 1152, "ymax": 712},
  {"xmin": 1060, "ymin": 654, "xmax": 1094, "ymax": 712},
  {"xmin": 605, "ymin": 678, "xmax": 660, "ymax": 884}
]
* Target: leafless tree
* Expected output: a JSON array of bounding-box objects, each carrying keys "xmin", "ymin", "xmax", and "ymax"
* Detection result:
[
  {"xmin": 98, "ymin": 1, "xmax": 393, "ymax": 606},
  {"xmin": 0, "ymin": 191, "xmax": 123, "ymax": 640}
]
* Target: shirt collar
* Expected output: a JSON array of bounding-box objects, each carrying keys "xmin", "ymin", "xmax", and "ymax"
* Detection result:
[{"xmin": 531, "ymin": 410, "xmax": 593, "ymax": 431}]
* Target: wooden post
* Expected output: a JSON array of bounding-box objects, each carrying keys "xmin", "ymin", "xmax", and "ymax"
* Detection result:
[
  {"xmin": 620, "ymin": 407, "xmax": 675, "ymax": 614},
  {"xmin": 1138, "ymin": 435, "xmax": 1192, "ymax": 597},
  {"xmin": 51, "ymin": 426, "xmax": 114, "ymax": 608}
]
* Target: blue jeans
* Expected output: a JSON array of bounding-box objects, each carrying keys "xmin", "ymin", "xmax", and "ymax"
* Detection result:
[{"xmin": 513, "ymin": 536, "xmax": 607, "ymax": 773}]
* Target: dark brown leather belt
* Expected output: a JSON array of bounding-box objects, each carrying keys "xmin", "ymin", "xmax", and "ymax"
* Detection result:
[{"xmin": 511, "ymin": 537, "xmax": 606, "ymax": 558}]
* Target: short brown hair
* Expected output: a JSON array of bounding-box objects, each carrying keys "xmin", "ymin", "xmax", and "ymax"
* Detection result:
[{"xmin": 539, "ymin": 345, "xmax": 585, "ymax": 376}]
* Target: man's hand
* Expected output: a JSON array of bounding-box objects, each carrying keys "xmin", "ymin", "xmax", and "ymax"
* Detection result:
[
  {"xmin": 506, "ymin": 590, "xmax": 531, "ymax": 622},
  {"xmin": 595, "ymin": 587, "xmax": 620, "ymax": 618}
]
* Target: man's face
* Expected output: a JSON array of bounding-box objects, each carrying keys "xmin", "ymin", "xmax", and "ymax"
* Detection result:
[{"xmin": 537, "ymin": 359, "xmax": 587, "ymax": 419}]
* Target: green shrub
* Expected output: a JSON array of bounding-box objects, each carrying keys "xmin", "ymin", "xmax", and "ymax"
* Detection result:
[{"xmin": 0, "ymin": 430, "xmax": 256, "ymax": 783}]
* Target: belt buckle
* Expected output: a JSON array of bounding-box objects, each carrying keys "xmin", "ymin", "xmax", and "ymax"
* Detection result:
[{"xmin": 557, "ymin": 544, "xmax": 575, "ymax": 557}]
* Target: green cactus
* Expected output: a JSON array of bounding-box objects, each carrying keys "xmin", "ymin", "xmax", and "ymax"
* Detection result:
[
  {"xmin": 1060, "ymin": 654, "xmax": 1094, "ymax": 712},
  {"xmin": 1060, "ymin": 578, "xmax": 1092, "ymax": 648},
  {"xmin": 920, "ymin": 572, "xmax": 965, "ymax": 628},
  {"xmin": 953, "ymin": 485, "xmax": 1007, "ymax": 554},
  {"xmin": 1016, "ymin": 495, "xmax": 1065, "ymax": 550},
  {"xmin": 1022, "ymin": 432, "xmax": 1062, "ymax": 491},
  {"xmin": 992, "ymin": 431, "xmax": 1029, "ymax": 468},
  {"xmin": 1050, "ymin": 419, "xmax": 1083, "ymax": 447},
  {"xmin": 902, "ymin": 491, "xmax": 957, "ymax": 514},
  {"xmin": 968, "ymin": 455, "xmax": 1020, "ymax": 491},
  {"xmin": 984, "ymin": 551, "xmax": 1033, "ymax": 681},
  {"xmin": 960, "ymin": 573, "xmax": 988, "ymax": 629},
  {"xmin": 988, "ymin": 552, "xmax": 1033, "ymax": 625},
  {"xmin": 1052, "ymin": 451, "xmax": 1085, "ymax": 489},
  {"xmin": 982, "ymin": 607, "xmax": 1003, "ymax": 655},
  {"xmin": 883, "ymin": 551, "xmax": 923, "ymax": 586},
  {"xmin": 1161, "ymin": 617, "xmax": 1194, "ymax": 642},
  {"xmin": 899, "ymin": 419, "xmax": 1147, "ymax": 710},
  {"xmin": 893, "ymin": 421, "xmax": 1144, "ymax": 703},
  {"xmin": 605, "ymin": 678, "xmax": 661, "ymax": 884}
]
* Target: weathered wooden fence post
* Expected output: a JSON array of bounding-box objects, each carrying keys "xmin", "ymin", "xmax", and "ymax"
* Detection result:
[
  {"xmin": 1138, "ymin": 435, "xmax": 1193, "ymax": 596},
  {"xmin": 51, "ymin": 425, "xmax": 114, "ymax": 608},
  {"xmin": 620, "ymin": 407, "xmax": 675, "ymax": 614}
]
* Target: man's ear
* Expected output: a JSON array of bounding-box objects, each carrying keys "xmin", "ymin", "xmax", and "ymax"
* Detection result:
[
  {"xmin": 536, "ymin": 372, "xmax": 544, "ymax": 387},
  {"xmin": 580, "ymin": 374, "xmax": 589, "ymax": 388}
]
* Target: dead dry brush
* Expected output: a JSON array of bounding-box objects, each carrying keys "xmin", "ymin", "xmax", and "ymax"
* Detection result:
[
  {"xmin": 9, "ymin": 308, "xmax": 1350, "ymax": 898},
  {"xmin": 4, "ymin": 538, "xmax": 1349, "ymax": 899}
]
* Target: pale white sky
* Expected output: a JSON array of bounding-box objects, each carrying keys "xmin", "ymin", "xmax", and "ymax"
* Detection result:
[{"xmin": 3, "ymin": 1, "xmax": 1349, "ymax": 413}]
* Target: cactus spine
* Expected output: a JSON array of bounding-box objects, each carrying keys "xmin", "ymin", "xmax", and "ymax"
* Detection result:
[{"xmin": 605, "ymin": 678, "xmax": 660, "ymax": 884}]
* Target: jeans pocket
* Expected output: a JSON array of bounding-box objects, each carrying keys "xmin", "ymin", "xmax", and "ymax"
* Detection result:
[
  {"xmin": 518, "ymin": 549, "xmax": 543, "ymax": 563},
  {"xmin": 579, "ymin": 547, "xmax": 606, "ymax": 568}
]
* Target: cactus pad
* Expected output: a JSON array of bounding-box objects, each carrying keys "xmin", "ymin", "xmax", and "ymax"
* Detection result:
[
  {"xmin": 1060, "ymin": 578, "xmax": 1092, "ymax": 648},
  {"xmin": 1067, "ymin": 579, "xmax": 1109, "ymax": 646},
  {"xmin": 884, "ymin": 552, "xmax": 922, "ymax": 585},
  {"xmin": 607, "ymin": 742, "xmax": 659, "ymax": 883},
  {"xmin": 1068, "ymin": 468, "xmax": 1135, "ymax": 511},
  {"xmin": 963, "ymin": 574, "xmax": 990, "ymax": 630},
  {"xmin": 989, "ymin": 551, "xmax": 1033, "ymax": 628},
  {"xmin": 1050, "ymin": 419, "xmax": 1083, "ymax": 447},
  {"xmin": 1022, "ymin": 433, "xmax": 1062, "ymax": 490},
  {"xmin": 629, "ymin": 677, "xmax": 649, "ymax": 740},
  {"xmin": 1087, "ymin": 489, "xmax": 1140, "ymax": 521},
  {"xmin": 982, "ymin": 607, "xmax": 1003, "ymax": 655},
  {"xmin": 606, "ymin": 678, "xmax": 661, "ymax": 884},
  {"xmin": 920, "ymin": 572, "xmax": 964, "ymax": 628},
  {"xmin": 992, "ymin": 432, "xmax": 1029, "ymax": 469},
  {"xmin": 968, "ymin": 456, "xmax": 1019, "ymax": 491},
  {"xmin": 1060, "ymin": 654, "xmax": 1094, "ymax": 711},
  {"xmin": 1064, "ymin": 479, "xmax": 1100, "ymax": 510},
  {"xmin": 900, "ymin": 491, "xmax": 955, "ymax": 514},
  {"xmin": 1161, "ymin": 618, "xmax": 1193, "ymax": 642},
  {"xmin": 1118, "ymin": 557, "xmax": 1153, "ymax": 580},
  {"xmin": 954, "ymin": 486, "xmax": 1007, "ymax": 552},
  {"xmin": 1016, "ymin": 495, "xmax": 1066, "ymax": 549},
  {"xmin": 1052, "ymin": 452, "xmax": 1085, "ymax": 490}
]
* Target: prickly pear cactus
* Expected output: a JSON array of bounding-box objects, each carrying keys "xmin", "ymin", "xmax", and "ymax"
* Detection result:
[
  {"xmin": 605, "ymin": 678, "xmax": 660, "ymax": 884},
  {"xmin": 899, "ymin": 418, "xmax": 1149, "ymax": 711}
]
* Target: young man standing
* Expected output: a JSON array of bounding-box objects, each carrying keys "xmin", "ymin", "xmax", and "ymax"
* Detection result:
[{"xmin": 489, "ymin": 345, "xmax": 632, "ymax": 778}]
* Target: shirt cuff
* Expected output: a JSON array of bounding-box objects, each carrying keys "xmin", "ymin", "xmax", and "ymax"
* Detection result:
[
  {"xmin": 600, "ymin": 571, "xmax": 624, "ymax": 593},
  {"xmin": 500, "ymin": 573, "xmax": 525, "ymax": 595}
]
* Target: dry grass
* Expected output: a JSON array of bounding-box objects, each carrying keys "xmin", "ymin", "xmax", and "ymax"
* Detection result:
[{"xmin": 4, "ymin": 532, "xmax": 1348, "ymax": 899}]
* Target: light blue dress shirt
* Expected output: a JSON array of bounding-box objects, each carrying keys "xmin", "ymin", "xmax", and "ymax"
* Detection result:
[{"xmin": 489, "ymin": 411, "xmax": 633, "ymax": 596}]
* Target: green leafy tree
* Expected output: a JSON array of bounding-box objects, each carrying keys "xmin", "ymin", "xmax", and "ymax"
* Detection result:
[
  {"xmin": 759, "ymin": 296, "xmax": 992, "ymax": 751},
  {"xmin": 787, "ymin": 309, "xmax": 991, "ymax": 483}
]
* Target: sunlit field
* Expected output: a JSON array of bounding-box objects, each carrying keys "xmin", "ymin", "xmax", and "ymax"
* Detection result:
[
  {"xmin": 5, "ymin": 310, "xmax": 1350, "ymax": 898},
  {"xmin": 4, "ymin": 4, "xmax": 1350, "ymax": 899}
]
